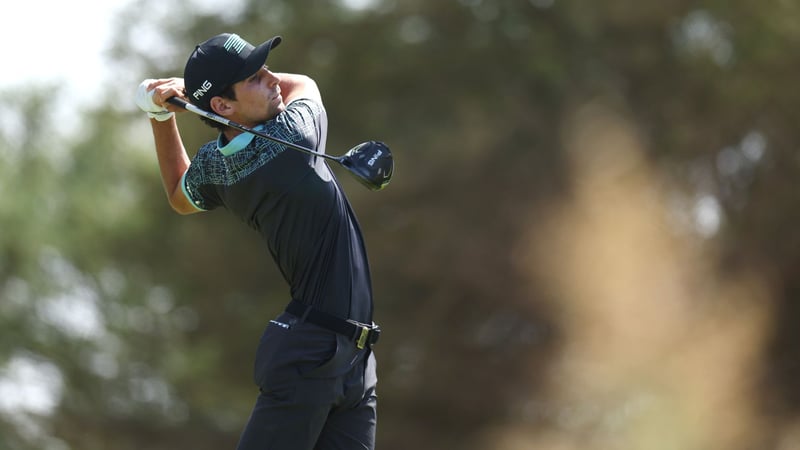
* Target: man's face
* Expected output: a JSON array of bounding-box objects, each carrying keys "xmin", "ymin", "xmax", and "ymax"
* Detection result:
[{"xmin": 229, "ymin": 66, "xmax": 285, "ymax": 125}]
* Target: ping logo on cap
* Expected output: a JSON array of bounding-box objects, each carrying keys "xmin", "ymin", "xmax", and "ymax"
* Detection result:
[
  {"xmin": 193, "ymin": 80, "xmax": 213, "ymax": 100},
  {"xmin": 224, "ymin": 34, "xmax": 248, "ymax": 54}
]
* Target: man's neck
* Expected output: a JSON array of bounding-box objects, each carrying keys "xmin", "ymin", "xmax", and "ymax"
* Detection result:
[{"xmin": 221, "ymin": 127, "xmax": 244, "ymax": 144}]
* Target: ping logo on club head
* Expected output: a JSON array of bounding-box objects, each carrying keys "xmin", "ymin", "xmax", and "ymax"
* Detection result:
[
  {"xmin": 193, "ymin": 80, "xmax": 213, "ymax": 100},
  {"xmin": 367, "ymin": 150, "xmax": 383, "ymax": 167}
]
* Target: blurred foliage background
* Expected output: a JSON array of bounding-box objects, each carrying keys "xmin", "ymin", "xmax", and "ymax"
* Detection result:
[{"xmin": 1, "ymin": 0, "xmax": 800, "ymax": 449}]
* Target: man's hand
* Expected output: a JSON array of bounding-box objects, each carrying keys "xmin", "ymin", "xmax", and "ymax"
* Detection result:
[{"xmin": 135, "ymin": 78, "xmax": 187, "ymax": 121}]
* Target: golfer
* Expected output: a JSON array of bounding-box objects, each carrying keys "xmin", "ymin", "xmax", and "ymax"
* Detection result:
[{"xmin": 135, "ymin": 32, "xmax": 380, "ymax": 450}]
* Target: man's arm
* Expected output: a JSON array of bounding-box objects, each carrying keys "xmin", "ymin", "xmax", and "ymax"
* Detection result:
[
  {"xmin": 277, "ymin": 73, "xmax": 322, "ymax": 105},
  {"xmin": 150, "ymin": 119, "xmax": 200, "ymax": 215},
  {"xmin": 141, "ymin": 78, "xmax": 202, "ymax": 215}
]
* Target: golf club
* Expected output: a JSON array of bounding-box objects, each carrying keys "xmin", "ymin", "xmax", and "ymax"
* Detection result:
[{"xmin": 167, "ymin": 97, "xmax": 393, "ymax": 191}]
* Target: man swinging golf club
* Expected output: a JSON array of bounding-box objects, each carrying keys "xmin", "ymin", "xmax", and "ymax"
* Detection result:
[{"xmin": 135, "ymin": 32, "xmax": 381, "ymax": 450}]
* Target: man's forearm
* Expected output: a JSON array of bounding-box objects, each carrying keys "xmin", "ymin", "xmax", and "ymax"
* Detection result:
[
  {"xmin": 277, "ymin": 73, "xmax": 322, "ymax": 104},
  {"xmin": 150, "ymin": 118, "xmax": 196, "ymax": 214}
]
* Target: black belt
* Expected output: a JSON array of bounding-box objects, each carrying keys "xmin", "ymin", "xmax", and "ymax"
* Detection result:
[{"xmin": 286, "ymin": 300, "xmax": 380, "ymax": 349}]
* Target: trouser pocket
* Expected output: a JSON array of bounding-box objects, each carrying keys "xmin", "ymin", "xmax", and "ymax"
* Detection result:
[
  {"xmin": 253, "ymin": 316, "xmax": 294, "ymax": 390},
  {"xmin": 299, "ymin": 333, "xmax": 364, "ymax": 378}
]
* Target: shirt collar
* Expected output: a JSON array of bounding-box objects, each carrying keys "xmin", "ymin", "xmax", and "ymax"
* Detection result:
[{"xmin": 217, "ymin": 125, "xmax": 266, "ymax": 156}]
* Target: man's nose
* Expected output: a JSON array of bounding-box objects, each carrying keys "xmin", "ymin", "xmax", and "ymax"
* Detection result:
[{"xmin": 267, "ymin": 71, "xmax": 281, "ymax": 87}]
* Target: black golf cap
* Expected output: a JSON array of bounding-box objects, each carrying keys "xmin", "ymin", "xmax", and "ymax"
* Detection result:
[{"xmin": 184, "ymin": 33, "xmax": 282, "ymax": 110}]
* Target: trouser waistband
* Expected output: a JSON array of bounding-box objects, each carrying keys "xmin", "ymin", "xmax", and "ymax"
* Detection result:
[{"xmin": 285, "ymin": 300, "xmax": 380, "ymax": 350}]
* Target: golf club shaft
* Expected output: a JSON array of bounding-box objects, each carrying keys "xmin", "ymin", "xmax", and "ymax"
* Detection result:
[{"xmin": 166, "ymin": 97, "xmax": 338, "ymax": 162}]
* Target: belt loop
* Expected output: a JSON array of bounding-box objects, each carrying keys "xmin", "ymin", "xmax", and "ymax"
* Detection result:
[{"xmin": 300, "ymin": 304, "xmax": 312, "ymax": 323}]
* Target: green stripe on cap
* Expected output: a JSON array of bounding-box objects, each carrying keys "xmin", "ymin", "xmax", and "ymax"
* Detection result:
[{"xmin": 224, "ymin": 34, "xmax": 248, "ymax": 54}]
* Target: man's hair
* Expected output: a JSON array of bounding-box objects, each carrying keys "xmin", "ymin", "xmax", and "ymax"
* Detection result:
[{"xmin": 196, "ymin": 84, "xmax": 237, "ymax": 131}]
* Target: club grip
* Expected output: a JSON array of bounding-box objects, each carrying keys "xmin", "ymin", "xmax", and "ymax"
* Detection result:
[
  {"xmin": 166, "ymin": 97, "xmax": 221, "ymax": 121},
  {"xmin": 167, "ymin": 97, "xmax": 189, "ymax": 109}
]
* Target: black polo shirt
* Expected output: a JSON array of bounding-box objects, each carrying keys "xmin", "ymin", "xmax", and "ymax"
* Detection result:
[{"xmin": 180, "ymin": 99, "xmax": 373, "ymax": 323}]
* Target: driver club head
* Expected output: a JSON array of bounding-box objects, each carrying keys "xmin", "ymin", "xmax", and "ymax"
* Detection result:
[{"xmin": 340, "ymin": 141, "xmax": 394, "ymax": 191}]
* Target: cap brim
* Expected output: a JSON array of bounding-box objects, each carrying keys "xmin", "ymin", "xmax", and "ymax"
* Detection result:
[{"xmin": 234, "ymin": 36, "xmax": 282, "ymax": 83}]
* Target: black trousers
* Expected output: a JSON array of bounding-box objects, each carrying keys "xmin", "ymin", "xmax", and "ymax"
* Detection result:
[{"xmin": 236, "ymin": 312, "xmax": 378, "ymax": 450}]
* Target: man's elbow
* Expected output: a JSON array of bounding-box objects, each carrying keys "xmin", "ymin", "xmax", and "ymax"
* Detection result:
[
  {"xmin": 172, "ymin": 205, "xmax": 196, "ymax": 215},
  {"xmin": 168, "ymin": 194, "xmax": 201, "ymax": 215}
]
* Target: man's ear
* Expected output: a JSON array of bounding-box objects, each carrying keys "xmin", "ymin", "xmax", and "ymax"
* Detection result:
[{"xmin": 210, "ymin": 96, "xmax": 234, "ymax": 117}]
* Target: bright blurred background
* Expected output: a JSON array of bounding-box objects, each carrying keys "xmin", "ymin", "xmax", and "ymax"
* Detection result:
[{"xmin": 2, "ymin": 0, "xmax": 800, "ymax": 449}]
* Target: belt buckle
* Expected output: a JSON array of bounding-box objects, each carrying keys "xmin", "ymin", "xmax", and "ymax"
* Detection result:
[{"xmin": 356, "ymin": 325, "xmax": 370, "ymax": 349}]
